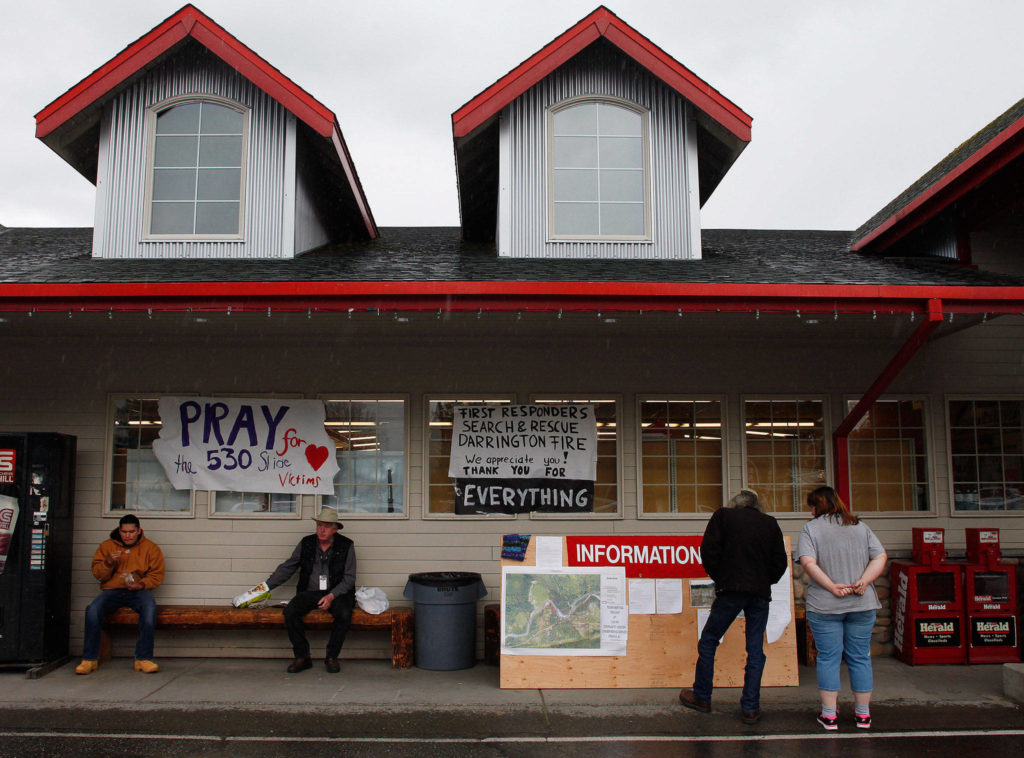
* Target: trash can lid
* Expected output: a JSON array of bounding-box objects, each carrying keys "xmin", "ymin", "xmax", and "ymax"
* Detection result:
[{"xmin": 408, "ymin": 571, "xmax": 482, "ymax": 587}]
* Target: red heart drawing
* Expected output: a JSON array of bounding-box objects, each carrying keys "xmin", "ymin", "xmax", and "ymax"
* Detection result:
[{"xmin": 305, "ymin": 444, "xmax": 330, "ymax": 471}]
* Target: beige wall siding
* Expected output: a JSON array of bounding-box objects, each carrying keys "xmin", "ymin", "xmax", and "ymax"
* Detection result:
[{"xmin": 2, "ymin": 311, "xmax": 1023, "ymax": 658}]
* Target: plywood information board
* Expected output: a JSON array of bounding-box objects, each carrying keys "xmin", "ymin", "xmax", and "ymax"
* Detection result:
[{"xmin": 499, "ymin": 535, "xmax": 797, "ymax": 689}]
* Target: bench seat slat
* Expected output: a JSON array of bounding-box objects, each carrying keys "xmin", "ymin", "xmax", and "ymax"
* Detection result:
[{"xmin": 100, "ymin": 604, "xmax": 413, "ymax": 668}]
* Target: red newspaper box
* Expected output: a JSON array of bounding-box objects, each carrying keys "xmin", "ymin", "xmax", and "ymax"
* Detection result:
[
  {"xmin": 962, "ymin": 528, "xmax": 1019, "ymax": 664},
  {"xmin": 892, "ymin": 528, "xmax": 967, "ymax": 665}
]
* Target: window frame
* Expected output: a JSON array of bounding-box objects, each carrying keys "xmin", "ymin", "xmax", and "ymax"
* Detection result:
[
  {"xmin": 316, "ymin": 393, "xmax": 410, "ymax": 520},
  {"xmin": 103, "ymin": 393, "xmax": 195, "ymax": 518},
  {"xmin": 946, "ymin": 395, "xmax": 1024, "ymax": 517},
  {"xmin": 740, "ymin": 395, "xmax": 831, "ymax": 518},
  {"xmin": 842, "ymin": 395, "xmax": 936, "ymax": 517},
  {"xmin": 422, "ymin": 394, "xmax": 518, "ymax": 520},
  {"xmin": 142, "ymin": 94, "xmax": 249, "ymax": 242},
  {"xmin": 527, "ymin": 394, "xmax": 623, "ymax": 521},
  {"xmin": 636, "ymin": 395, "xmax": 728, "ymax": 519},
  {"xmin": 546, "ymin": 95, "xmax": 652, "ymax": 242}
]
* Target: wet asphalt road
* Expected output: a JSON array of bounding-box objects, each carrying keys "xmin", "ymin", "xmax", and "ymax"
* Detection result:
[{"xmin": 0, "ymin": 704, "xmax": 1022, "ymax": 757}]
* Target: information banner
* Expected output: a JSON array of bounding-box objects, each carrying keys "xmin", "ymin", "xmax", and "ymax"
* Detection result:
[
  {"xmin": 152, "ymin": 397, "xmax": 339, "ymax": 495},
  {"xmin": 566, "ymin": 536, "xmax": 705, "ymax": 578}
]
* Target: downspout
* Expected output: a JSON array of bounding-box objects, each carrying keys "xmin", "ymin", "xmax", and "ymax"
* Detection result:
[{"xmin": 833, "ymin": 299, "xmax": 944, "ymax": 505}]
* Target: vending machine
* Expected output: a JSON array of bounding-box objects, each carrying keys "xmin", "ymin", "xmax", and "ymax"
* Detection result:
[
  {"xmin": 891, "ymin": 528, "xmax": 967, "ymax": 665},
  {"xmin": 962, "ymin": 528, "xmax": 1019, "ymax": 663},
  {"xmin": 0, "ymin": 433, "xmax": 76, "ymax": 669}
]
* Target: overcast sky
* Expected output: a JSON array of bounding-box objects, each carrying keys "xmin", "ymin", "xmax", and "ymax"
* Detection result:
[{"xmin": 2, "ymin": 0, "xmax": 1022, "ymax": 231}]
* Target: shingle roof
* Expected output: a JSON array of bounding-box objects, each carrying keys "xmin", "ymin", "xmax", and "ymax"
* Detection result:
[
  {"xmin": 852, "ymin": 96, "xmax": 1024, "ymax": 251},
  {"xmin": 2, "ymin": 226, "xmax": 1021, "ymax": 287}
]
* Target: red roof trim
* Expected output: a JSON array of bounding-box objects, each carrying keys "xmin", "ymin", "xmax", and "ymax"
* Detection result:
[
  {"xmin": 852, "ymin": 112, "xmax": 1024, "ymax": 252},
  {"xmin": 35, "ymin": 4, "xmax": 334, "ymax": 138},
  {"xmin": 452, "ymin": 6, "xmax": 751, "ymax": 142},
  {"xmin": 3, "ymin": 281, "xmax": 1024, "ymax": 314}
]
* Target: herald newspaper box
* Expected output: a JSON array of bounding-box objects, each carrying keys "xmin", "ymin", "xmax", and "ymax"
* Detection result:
[
  {"xmin": 892, "ymin": 528, "xmax": 967, "ymax": 664},
  {"xmin": 962, "ymin": 528, "xmax": 1019, "ymax": 663}
]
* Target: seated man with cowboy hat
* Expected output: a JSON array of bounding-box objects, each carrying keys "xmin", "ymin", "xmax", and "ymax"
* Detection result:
[{"xmin": 265, "ymin": 506, "xmax": 356, "ymax": 673}]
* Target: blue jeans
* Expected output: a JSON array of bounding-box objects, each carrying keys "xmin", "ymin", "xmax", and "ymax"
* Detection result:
[
  {"xmin": 82, "ymin": 589, "xmax": 157, "ymax": 661},
  {"xmin": 806, "ymin": 609, "xmax": 876, "ymax": 692},
  {"xmin": 693, "ymin": 591, "xmax": 771, "ymax": 712}
]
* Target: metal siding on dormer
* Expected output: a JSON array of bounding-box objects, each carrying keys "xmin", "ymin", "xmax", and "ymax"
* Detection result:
[
  {"xmin": 93, "ymin": 53, "xmax": 289, "ymax": 259},
  {"xmin": 501, "ymin": 45, "xmax": 697, "ymax": 259}
]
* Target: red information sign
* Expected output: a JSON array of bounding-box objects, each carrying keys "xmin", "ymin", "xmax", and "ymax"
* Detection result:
[{"xmin": 565, "ymin": 536, "xmax": 706, "ymax": 578}]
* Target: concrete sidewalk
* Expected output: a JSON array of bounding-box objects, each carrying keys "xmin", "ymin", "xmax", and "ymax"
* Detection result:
[
  {"xmin": 0, "ymin": 656, "xmax": 1018, "ymax": 715},
  {"xmin": 0, "ymin": 657, "xmax": 1022, "ymax": 743}
]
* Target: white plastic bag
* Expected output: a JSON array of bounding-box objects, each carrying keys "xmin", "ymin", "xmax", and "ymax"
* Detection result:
[
  {"xmin": 355, "ymin": 586, "xmax": 390, "ymax": 615},
  {"xmin": 233, "ymin": 581, "xmax": 271, "ymax": 609}
]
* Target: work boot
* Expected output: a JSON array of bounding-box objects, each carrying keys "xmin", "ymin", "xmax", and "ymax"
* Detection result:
[
  {"xmin": 134, "ymin": 659, "xmax": 160, "ymax": 673},
  {"xmin": 75, "ymin": 660, "xmax": 98, "ymax": 675},
  {"xmin": 678, "ymin": 688, "xmax": 711, "ymax": 713}
]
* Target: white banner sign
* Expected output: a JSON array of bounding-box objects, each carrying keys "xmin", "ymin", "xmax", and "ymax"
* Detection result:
[
  {"xmin": 152, "ymin": 397, "xmax": 339, "ymax": 495},
  {"xmin": 447, "ymin": 404, "xmax": 597, "ymax": 480}
]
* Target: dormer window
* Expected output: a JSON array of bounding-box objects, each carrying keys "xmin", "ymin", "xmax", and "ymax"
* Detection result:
[
  {"xmin": 144, "ymin": 96, "xmax": 248, "ymax": 239},
  {"xmin": 549, "ymin": 97, "xmax": 649, "ymax": 240}
]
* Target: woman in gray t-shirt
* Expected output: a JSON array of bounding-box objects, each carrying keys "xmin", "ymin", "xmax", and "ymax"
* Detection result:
[{"xmin": 797, "ymin": 486, "xmax": 887, "ymax": 732}]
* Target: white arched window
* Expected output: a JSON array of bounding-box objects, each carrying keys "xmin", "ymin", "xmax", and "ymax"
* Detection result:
[
  {"xmin": 145, "ymin": 96, "xmax": 248, "ymax": 238},
  {"xmin": 549, "ymin": 98, "xmax": 649, "ymax": 239}
]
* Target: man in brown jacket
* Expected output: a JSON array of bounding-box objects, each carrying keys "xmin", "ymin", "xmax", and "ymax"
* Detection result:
[{"xmin": 75, "ymin": 514, "xmax": 165, "ymax": 674}]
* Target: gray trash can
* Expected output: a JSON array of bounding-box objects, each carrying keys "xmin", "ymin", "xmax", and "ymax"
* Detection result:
[{"xmin": 403, "ymin": 571, "xmax": 487, "ymax": 670}]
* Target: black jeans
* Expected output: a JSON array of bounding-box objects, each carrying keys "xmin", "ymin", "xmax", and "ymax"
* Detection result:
[{"xmin": 283, "ymin": 590, "xmax": 355, "ymax": 659}]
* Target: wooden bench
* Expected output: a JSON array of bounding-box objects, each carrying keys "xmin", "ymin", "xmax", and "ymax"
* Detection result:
[{"xmin": 100, "ymin": 604, "xmax": 414, "ymax": 669}]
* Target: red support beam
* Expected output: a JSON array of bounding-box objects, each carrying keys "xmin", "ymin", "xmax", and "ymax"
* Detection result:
[{"xmin": 833, "ymin": 299, "xmax": 944, "ymax": 505}]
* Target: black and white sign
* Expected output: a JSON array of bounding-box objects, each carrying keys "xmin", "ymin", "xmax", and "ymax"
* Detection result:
[{"xmin": 449, "ymin": 405, "xmax": 598, "ymax": 514}]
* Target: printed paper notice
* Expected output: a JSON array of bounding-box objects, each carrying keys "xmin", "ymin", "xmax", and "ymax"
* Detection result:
[
  {"xmin": 655, "ymin": 578, "xmax": 683, "ymax": 614},
  {"xmin": 501, "ymin": 566, "xmax": 627, "ymax": 656},
  {"xmin": 766, "ymin": 564, "xmax": 793, "ymax": 643},
  {"xmin": 696, "ymin": 608, "xmax": 726, "ymax": 643},
  {"xmin": 534, "ymin": 536, "xmax": 564, "ymax": 568},
  {"xmin": 628, "ymin": 578, "xmax": 655, "ymax": 614}
]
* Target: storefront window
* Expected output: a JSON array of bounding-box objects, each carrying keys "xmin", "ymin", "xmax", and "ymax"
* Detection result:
[
  {"xmin": 107, "ymin": 396, "xmax": 191, "ymax": 514},
  {"xmin": 321, "ymin": 398, "xmax": 406, "ymax": 515},
  {"xmin": 949, "ymin": 398, "xmax": 1024, "ymax": 511},
  {"xmin": 211, "ymin": 492, "xmax": 298, "ymax": 515},
  {"xmin": 744, "ymin": 398, "xmax": 827, "ymax": 513},
  {"xmin": 639, "ymin": 398, "xmax": 724, "ymax": 515},
  {"xmin": 426, "ymin": 397, "xmax": 513, "ymax": 515},
  {"xmin": 531, "ymin": 397, "xmax": 620, "ymax": 516},
  {"xmin": 848, "ymin": 398, "xmax": 930, "ymax": 511}
]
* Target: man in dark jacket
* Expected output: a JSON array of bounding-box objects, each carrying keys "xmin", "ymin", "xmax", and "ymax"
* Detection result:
[
  {"xmin": 266, "ymin": 507, "xmax": 356, "ymax": 673},
  {"xmin": 679, "ymin": 489, "xmax": 788, "ymax": 724}
]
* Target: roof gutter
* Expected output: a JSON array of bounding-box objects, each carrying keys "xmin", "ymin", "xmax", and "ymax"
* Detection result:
[{"xmin": 2, "ymin": 282, "xmax": 1024, "ymax": 315}]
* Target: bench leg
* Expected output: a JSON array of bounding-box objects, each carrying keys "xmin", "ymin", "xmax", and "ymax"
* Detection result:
[{"xmin": 391, "ymin": 612, "xmax": 413, "ymax": 669}]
